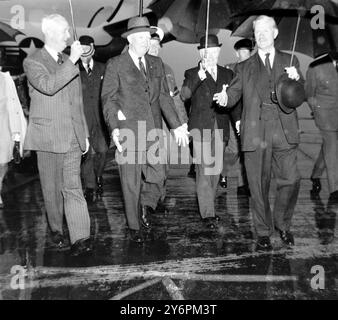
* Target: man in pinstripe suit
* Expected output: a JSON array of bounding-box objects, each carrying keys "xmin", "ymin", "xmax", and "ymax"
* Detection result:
[{"xmin": 23, "ymin": 14, "xmax": 91, "ymax": 256}]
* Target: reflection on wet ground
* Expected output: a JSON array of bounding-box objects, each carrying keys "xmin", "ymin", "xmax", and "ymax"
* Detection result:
[{"xmin": 0, "ymin": 151, "xmax": 337, "ymax": 300}]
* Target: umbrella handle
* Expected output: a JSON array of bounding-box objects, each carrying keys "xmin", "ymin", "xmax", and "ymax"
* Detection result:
[
  {"xmin": 68, "ymin": 0, "xmax": 78, "ymax": 41},
  {"xmin": 290, "ymin": 13, "xmax": 301, "ymax": 67},
  {"xmin": 204, "ymin": 0, "xmax": 210, "ymax": 50}
]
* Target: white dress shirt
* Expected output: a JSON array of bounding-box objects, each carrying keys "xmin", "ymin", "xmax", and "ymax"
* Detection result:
[
  {"xmin": 82, "ymin": 59, "xmax": 94, "ymax": 73},
  {"xmin": 258, "ymin": 47, "xmax": 276, "ymax": 68},
  {"xmin": 44, "ymin": 45, "xmax": 60, "ymax": 62},
  {"xmin": 128, "ymin": 49, "xmax": 146, "ymax": 71}
]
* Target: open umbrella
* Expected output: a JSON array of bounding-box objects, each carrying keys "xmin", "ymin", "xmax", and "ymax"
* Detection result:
[
  {"xmin": 149, "ymin": 0, "xmax": 263, "ymax": 43},
  {"xmin": 0, "ymin": 21, "xmax": 23, "ymax": 43},
  {"xmin": 228, "ymin": 0, "xmax": 338, "ymax": 58}
]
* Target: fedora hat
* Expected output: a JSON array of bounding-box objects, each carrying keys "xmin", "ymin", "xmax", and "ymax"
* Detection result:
[
  {"xmin": 276, "ymin": 73, "xmax": 305, "ymax": 114},
  {"xmin": 150, "ymin": 26, "xmax": 164, "ymax": 41},
  {"xmin": 197, "ymin": 34, "xmax": 222, "ymax": 50},
  {"xmin": 122, "ymin": 16, "xmax": 156, "ymax": 38}
]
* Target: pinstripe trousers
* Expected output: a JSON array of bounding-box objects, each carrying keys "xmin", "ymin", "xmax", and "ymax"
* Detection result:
[{"xmin": 37, "ymin": 131, "xmax": 91, "ymax": 244}]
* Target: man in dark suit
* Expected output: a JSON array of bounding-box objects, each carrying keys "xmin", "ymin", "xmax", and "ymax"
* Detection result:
[
  {"xmin": 23, "ymin": 14, "xmax": 91, "ymax": 256},
  {"xmin": 306, "ymin": 51, "xmax": 338, "ymax": 202},
  {"xmin": 180, "ymin": 34, "xmax": 240, "ymax": 229},
  {"xmin": 79, "ymin": 35, "xmax": 108, "ymax": 203},
  {"xmin": 219, "ymin": 15, "xmax": 303, "ymax": 250},
  {"xmin": 101, "ymin": 16, "xmax": 189, "ymax": 243}
]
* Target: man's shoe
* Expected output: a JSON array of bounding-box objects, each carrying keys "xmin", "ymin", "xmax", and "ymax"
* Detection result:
[
  {"xmin": 70, "ymin": 237, "xmax": 92, "ymax": 256},
  {"xmin": 329, "ymin": 190, "xmax": 338, "ymax": 202},
  {"xmin": 310, "ymin": 178, "xmax": 321, "ymax": 194},
  {"xmin": 140, "ymin": 205, "xmax": 152, "ymax": 229},
  {"xmin": 96, "ymin": 176, "xmax": 103, "ymax": 197},
  {"xmin": 202, "ymin": 217, "xmax": 216, "ymax": 229},
  {"xmin": 129, "ymin": 230, "xmax": 144, "ymax": 243},
  {"xmin": 237, "ymin": 185, "xmax": 250, "ymax": 197},
  {"xmin": 256, "ymin": 236, "xmax": 272, "ymax": 251},
  {"xmin": 187, "ymin": 164, "xmax": 196, "ymax": 177},
  {"xmin": 219, "ymin": 175, "xmax": 227, "ymax": 188},
  {"xmin": 84, "ymin": 188, "xmax": 94, "ymax": 203},
  {"xmin": 51, "ymin": 231, "xmax": 66, "ymax": 249},
  {"xmin": 279, "ymin": 230, "xmax": 295, "ymax": 246}
]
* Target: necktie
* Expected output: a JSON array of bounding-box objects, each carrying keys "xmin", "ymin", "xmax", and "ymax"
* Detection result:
[
  {"xmin": 138, "ymin": 57, "xmax": 147, "ymax": 79},
  {"xmin": 210, "ymin": 67, "xmax": 217, "ymax": 81},
  {"xmin": 57, "ymin": 52, "xmax": 63, "ymax": 65},
  {"xmin": 265, "ymin": 53, "xmax": 272, "ymax": 75},
  {"xmin": 87, "ymin": 66, "xmax": 92, "ymax": 76}
]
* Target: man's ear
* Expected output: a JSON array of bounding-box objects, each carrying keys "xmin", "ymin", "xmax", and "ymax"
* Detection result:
[{"xmin": 273, "ymin": 28, "xmax": 279, "ymax": 40}]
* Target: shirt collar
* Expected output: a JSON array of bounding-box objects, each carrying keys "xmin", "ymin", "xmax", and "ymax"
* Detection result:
[
  {"xmin": 44, "ymin": 45, "xmax": 60, "ymax": 62},
  {"xmin": 128, "ymin": 49, "xmax": 146, "ymax": 70},
  {"xmin": 82, "ymin": 59, "xmax": 94, "ymax": 70},
  {"xmin": 258, "ymin": 47, "xmax": 275, "ymax": 66}
]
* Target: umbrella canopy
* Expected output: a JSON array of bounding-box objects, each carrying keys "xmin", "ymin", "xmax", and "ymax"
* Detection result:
[
  {"xmin": 0, "ymin": 21, "xmax": 23, "ymax": 43},
  {"xmin": 149, "ymin": 0, "xmax": 262, "ymax": 43},
  {"xmin": 228, "ymin": 0, "xmax": 338, "ymax": 58}
]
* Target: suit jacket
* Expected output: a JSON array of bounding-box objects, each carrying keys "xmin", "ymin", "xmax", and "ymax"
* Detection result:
[
  {"xmin": 227, "ymin": 50, "xmax": 303, "ymax": 151},
  {"xmin": 305, "ymin": 54, "xmax": 338, "ymax": 131},
  {"xmin": 23, "ymin": 48, "xmax": 89, "ymax": 153},
  {"xmin": 0, "ymin": 71, "xmax": 27, "ymax": 163},
  {"xmin": 180, "ymin": 64, "xmax": 240, "ymax": 142},
  {"xmin": 101, "ymin": 52, "xmax": 181, "ymax": 152},
  {"xmin": 80, "ymin": 60, "xmax": 108, "ymax": 152}
]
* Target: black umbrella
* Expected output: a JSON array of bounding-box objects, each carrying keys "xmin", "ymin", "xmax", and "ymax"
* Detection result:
[
  {"xmin": 149, "ymin": 0, "xmax": 263, "ymax": 43},
  {"xmin": 228, "ymin": 0, "xmax": 338, "ymax": 59}
]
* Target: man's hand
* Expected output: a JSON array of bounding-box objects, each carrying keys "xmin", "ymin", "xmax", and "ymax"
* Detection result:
[
  {"xmin": 198, "ymin": 61, "xmax": 207, "ymax": 81},
  {"xmin": 112, "ymin": 128, "xmax": 123, "ymax": 152},
  {"xmin": 213, "ymin": 84, "xmax": 228, "ymax": 106},
  {"xmin": 285, "ymin": 66, "xmax": 300, "ymax": 81},
  {"xmin": 173, "ymin": 124, "xmax": 189, "ymax": 147},
  {"xmin": 83, "ymin": 138, "xmax": 90, "ymax": 155},
  {"xmin": 235, "ymin": 120, "xmax": 240, "ymax": 135},
  {"xmin": 69, "ymin": 40, "xmax": 84, "ymax": 64}
]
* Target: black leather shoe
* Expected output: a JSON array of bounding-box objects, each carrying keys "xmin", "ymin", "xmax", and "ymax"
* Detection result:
[
  {"xmin": 84, "ymin": 188, "xmax": 95, "ymax": 203},
  {"xmin": 219, "ymin": 175, "xmax": 227, "ymax": 188},
  {"xmin": 51, "ymin": 231, "xmax": 66, "ymax": 249},
  {"xmin": 329, "ymin": 190, "xmax": 338, "ymax": 202},
  {"xmin": 310, "ymin": 177, "xmax": 321, "ymax": 194},
  {"xmin": 187, "ymin": 164, "xmax": 196, "ymax": 177},
  {"xmin": 256, "ymin": 236, "xmax": 272, "ymax": 251},
  {"xmin": 237, "ymin": 185, "xmax": 250, "ymax": 197},
  {"xmin": 129, "ymin": 230, "xmax": 144, "ymax": 243},
  {"xmin": 140, "ymin": 205, "xmax": 152, "ymax": 229},
  {"xmin": 279, "ymin": 230, "xmax": 295, "ymax": 246},
  {"xmin": 96, "ymin": 176, "xmax": 103, "ymax": 197},
  {"xmin": 202, "ymin": 217, "xmax": 216, "ymax": 229},
  {"xmin": 70, "ymin": 237, "xmax": 92, "ymax": 256}
]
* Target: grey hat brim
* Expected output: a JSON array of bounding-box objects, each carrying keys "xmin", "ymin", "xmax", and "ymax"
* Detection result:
[{"xmin": 122, "ymin": 27, "xmax": 156, "ymax": 39}]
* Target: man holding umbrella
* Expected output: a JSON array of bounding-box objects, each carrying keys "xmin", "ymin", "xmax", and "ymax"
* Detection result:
[{"xmin": 218, "ymin": 15, "xmax": 304, "ymax": 250}]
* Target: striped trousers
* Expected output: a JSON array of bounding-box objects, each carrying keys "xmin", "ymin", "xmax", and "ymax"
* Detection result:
[{"xmin": 37, "ymin": 132, "xmax": 90, "ymax": 244}]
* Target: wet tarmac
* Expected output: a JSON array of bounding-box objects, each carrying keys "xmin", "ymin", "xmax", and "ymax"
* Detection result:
[{"xmin": 0, "ymin": 142, "xmax": 337, "ymax": 300}]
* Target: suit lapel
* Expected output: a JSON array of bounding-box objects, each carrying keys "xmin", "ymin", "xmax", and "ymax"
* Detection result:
[
  {"xmin": 124, "ymin": 52, "xmax": 148, "ymax": 87},
  {"xmin": 250, "ymin": 53, "xmax": 264, "ymax": 101}
]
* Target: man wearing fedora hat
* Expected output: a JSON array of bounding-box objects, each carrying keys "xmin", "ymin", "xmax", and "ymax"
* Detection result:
[
  {"xmin": 220, "ymin": 38, "xmax": 254, "ymax": 195},
  {"xmin": 101, "ymin": 16, "xmax": 189, "ymax": 243},
  {"xmin": 306, "ymin": 51, "xmax": 338, "ymax": 203},
  {"xmin": 217, "ymin": 15, "xmax": 304, "ymax": 250},
  {"xmin": 79, "ymin": 35, "xmax": 108, "ymax": 203},
  {"xmin": 180, "ymin": 34, "xmax": 240, "ymax": 229}
]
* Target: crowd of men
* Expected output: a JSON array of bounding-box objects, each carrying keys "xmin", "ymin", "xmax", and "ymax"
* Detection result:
[{"xmin": 3, "ymin": 13, "xmax": 337, "ymax": 256}]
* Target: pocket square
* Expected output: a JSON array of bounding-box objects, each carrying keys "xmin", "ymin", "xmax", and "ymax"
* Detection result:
[{"xmin": 117, "ymin": 110, "xmax": 126, "ymax": 120}]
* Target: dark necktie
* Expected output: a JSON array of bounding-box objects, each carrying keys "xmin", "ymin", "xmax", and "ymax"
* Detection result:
[
  {"xmin": 265, "ymin": 53, "xmax": 272, "ymax": 75},
  {"xmin": 87, "ymin": 66, "xmax": 92, "ymax": 76},
  {"xmin": 138, "ymin": 57, "xmax": 147, "ymax": 79},
  {"xmin": 57, "ymin": 52, "xmax": 63, "ymax": 65}
]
